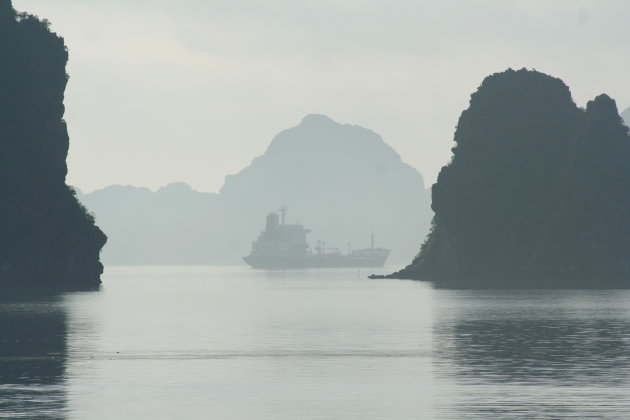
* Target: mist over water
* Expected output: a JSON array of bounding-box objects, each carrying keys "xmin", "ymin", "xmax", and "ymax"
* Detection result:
[
  {"xmin": 4, "ymin": 1, "xmax": 630, "ymax": 418},
  {"xmin": 79, "ymin": 115, "xmax": 431, "ymax": 267},
  {"xmin": 2, "ymin": 267, "xmax": 629, "ymax": 419}
]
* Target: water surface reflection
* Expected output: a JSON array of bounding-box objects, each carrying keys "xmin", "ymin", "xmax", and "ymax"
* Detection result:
[
  {"xmin": 4, "ymin": 269, "xmax": 630, "ymax": 419},
  {"xmin": 0, "ymin": 294, "xmax": 68, "ymax": 419},
  {"xmin": 432, "ymin": 290, "xmax": 630, "ymax": 419}
]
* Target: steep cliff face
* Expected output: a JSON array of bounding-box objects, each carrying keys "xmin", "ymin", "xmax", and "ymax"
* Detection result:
[
  {"xmin": 396, "ymin": 69, "xmax": 630, "ymax": 286},
  {"xmin": 0, "ymin": 1, "xmax": 106, "ymax": 288}
]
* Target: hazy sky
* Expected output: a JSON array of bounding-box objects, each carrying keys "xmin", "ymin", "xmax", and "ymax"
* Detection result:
[{"xmin": 15, "ymin": 0, "xmax": 630, "ymax": 193}]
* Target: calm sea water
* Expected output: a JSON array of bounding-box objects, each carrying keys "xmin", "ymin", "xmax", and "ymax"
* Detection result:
[{"xmin": 1, "ymin": 266, "xmax": 630, "ymax": 419}]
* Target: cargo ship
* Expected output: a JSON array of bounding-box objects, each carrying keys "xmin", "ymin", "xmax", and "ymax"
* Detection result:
[{"xmin": 243, "ymin": 208, "xmax": 390, "ymax": 269}]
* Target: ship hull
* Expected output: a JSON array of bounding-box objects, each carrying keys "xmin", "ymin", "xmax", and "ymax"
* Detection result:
[{"xmin": 243, "ymin": 249, "xmax": 390, "ymax": 269}]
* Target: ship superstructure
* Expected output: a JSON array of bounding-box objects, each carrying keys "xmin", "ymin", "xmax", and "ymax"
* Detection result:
[{"xmin": 243, "ymin": 209, "xmax": 390, "ymax": 269}]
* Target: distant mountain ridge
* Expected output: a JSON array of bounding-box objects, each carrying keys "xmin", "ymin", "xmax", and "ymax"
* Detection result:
[
  {"xmin": 80, "ymin": 183, "xmax": 217, "ymax": 265},
  {"xmin": 81, "ymin": 115, "xmax": 432, "ymax": 266}
]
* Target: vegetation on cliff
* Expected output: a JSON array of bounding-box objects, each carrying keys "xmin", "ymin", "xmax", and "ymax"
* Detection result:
[
  {"xmin": 0, "ymin": 1, "xmax": 106, "ymax": 289},
  {"xmin": 395, "ymin": 69, "xmax": 630, "ymax": 286}
]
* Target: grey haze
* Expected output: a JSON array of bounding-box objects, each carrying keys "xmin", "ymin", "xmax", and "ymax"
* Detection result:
[
  {"xmin": 13, "ymin": 0, "xmax": 630, "ymax": 193},
  {"xmin": 80, "ymin": 115, "xmax": 431, "ymax": 266}
]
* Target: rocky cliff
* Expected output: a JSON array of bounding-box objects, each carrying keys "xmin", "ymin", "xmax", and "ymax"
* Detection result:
[
  {"xmin": 0, "ymin": 1, "xmax": 106, "ymax": 288},
  {"xmin": 394, "ymin": 69, "xmax": 630, "ymax": 287}
]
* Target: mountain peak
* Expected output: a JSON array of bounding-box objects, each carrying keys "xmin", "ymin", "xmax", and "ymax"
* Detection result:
[
  {"xmin": 157, "ymin": 182, "xmax": 194, "ymax": 194},
  {"xmin": 300, "ymin": 114, "xmax": 337, "ymax": 126}
]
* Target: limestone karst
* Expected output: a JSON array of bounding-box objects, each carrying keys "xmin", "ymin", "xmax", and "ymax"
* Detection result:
[
  {"xmin": 394, "ymin": 69, "xmax": 630, "ymax": 286},
  {"xmin": 0, "ymin": 1, "xmax": 106, "ymax": 288}
]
